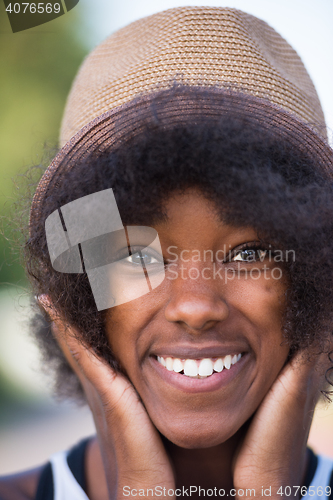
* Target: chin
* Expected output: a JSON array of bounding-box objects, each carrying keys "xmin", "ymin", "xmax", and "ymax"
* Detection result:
[{"xmin": 156, "ymin": 417, "xmax": 241, "ymax": 449}]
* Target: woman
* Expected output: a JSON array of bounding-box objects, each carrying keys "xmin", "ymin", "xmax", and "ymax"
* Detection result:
[{"xmin": 1, "ymin": 7, "xmax": 333, "ymax": 500}]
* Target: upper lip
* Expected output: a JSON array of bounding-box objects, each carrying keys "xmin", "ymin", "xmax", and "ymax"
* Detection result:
[{"xmin": 151, "ymin": 344, "xmax": 248, "ymax": 359}]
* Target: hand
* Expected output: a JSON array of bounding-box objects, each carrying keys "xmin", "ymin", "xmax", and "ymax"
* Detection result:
[
  {"xmin": 40, "ymin": 296, "xmax": 175, "ymax": 500},
  {"xmin": 232, "ymin": 347, "xmax": 331, "ymax": 499}
]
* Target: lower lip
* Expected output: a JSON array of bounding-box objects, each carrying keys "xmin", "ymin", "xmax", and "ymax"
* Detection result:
[{"xmin": 150, "ymin": 355, "xmax": 247, "ymax": 393}]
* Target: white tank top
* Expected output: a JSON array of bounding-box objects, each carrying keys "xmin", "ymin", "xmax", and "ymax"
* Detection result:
[{"xmin": 50, "ymin": 451, "xmax": 89, "ymax": 500}]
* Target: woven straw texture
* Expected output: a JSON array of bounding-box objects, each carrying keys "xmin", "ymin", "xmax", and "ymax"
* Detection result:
[
  {"xmin": 60, "ymin": 6, "xmax": 326, "ymax": 146},
  {"xmin": 30, "ymin": 7, "xmax": 333, "ymax": 227}
]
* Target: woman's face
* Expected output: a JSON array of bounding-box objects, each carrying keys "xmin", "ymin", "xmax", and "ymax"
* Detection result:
[{"xmin": 105, "ymin": 189, "xmax": 289, "ymax": 448}]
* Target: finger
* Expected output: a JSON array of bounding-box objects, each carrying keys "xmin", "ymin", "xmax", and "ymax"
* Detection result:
[
  {"xmin": 283, "ymin": 347, "xmax": 331, "ymax": 395},
  {"xmin": 39, "ymin": 294, "xmax": 109, "ymax": 379},
  {"xmin": 264, "ymin": 348, "xmax": 330, "ymax": 421},
  {"xmin": 53, "ymin": 319, "xmax": 139, "ymax": 411},
  {"xmin": 39, "ymin": 295, "xmax": 137, "ymax": 408}
]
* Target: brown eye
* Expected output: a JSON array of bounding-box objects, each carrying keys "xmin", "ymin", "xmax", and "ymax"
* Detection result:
[{"xmin": 231, "ymin": 248, "xmax": 266, "ymax": 262}]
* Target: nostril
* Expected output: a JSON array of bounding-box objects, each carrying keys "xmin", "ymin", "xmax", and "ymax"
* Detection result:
[
  {"xmin": 178, "ymin": 318, "xmax": 220, "ymax": 332},
  {"xmin": 164, "ymin": 294, "xmax": 229, "ymax": 331}
]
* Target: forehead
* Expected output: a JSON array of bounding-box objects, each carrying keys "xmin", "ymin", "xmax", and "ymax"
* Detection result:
[{"xmin": 155, "ymin": 189, "xmax": 258, "ymax": 248}]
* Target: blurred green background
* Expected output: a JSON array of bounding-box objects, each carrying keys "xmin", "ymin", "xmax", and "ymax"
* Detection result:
[
  {"xmin": 0, "ymin": 1, "xmax": 99, "ymax": 475},
  {"xmin": 0, "ymin": 0, "xmax": 88, "ymax": 413},
  {"xmin": 0, "ymin": 1, "xmax": 87, "ymax": 285}
]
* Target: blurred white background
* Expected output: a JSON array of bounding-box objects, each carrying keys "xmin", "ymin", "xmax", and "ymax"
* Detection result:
[{"xmin": 82, "ymin": 0, "xmax": 333, "ymax": 142}]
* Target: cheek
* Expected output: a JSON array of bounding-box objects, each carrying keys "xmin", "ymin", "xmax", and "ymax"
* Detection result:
[
  {"xmin": 104, "ymin": 285, "xmax": 166, "ymax": 365},
  {"xmin": 226, "ymin": 271, "xmax": 286, "ymax": 329},
  {"xmin": 226, "ymin": 272, "xmax": 289, "ymax": 367}
]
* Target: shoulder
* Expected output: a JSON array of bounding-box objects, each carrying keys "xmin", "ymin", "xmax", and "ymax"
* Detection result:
[
  {"xmin": 0, "ymin": 466, "xmax": 43, "ymax": 500},
  {"xmin": 0, "ymin": 436, "xmax": 96, "ymax": 500}
]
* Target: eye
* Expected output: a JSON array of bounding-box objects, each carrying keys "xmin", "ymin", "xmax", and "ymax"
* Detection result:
[
  {"xmin": 125, "ymin": 250, "xmax": 161, "ymax": 266},
  {"xmin": 230, "ymin": 246, "xmax": 267, "ymax": 263}
]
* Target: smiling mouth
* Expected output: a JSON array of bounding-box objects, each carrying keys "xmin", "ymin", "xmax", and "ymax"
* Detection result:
[{"xmin": 156, "ymin": 354, "xmax": 242, "ymax": 378}]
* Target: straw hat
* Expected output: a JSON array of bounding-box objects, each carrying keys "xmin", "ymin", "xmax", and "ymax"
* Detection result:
[{"xmin": 30, "ymin": 6, "xmax": 333, "ymax": 225}]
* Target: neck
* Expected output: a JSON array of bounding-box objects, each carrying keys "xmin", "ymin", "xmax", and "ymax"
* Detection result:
[{"xmin": 161, "ymin": 426, "xmax": 247, "ymax": 492}]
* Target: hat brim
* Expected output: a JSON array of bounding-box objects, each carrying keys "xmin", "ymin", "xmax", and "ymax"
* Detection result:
[{"xmin": 30, "ymin": 87, "xmax": 333, "ymax": 228}]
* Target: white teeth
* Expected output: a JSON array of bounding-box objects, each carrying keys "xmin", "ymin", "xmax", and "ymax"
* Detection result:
[
  {"xmin": 231, "ymin": 354, "xmax": 238, "ymax": 365},
  {"xmin": 213, "ymin": 358, "xmax": 224, "ymax": 372},
  {"xmin": 184, "ymin": 359, "xmax": 198, "ymax": 377},
  {"xmin": 198, "ymin": 358, "xmax": 213, "ymax": 377},
  {"xmin": 166, "ymin": 357, "xmax": 174, "ymax": 371},
  {"xmin": 157, "ymin": 353, "xmax": 242, "ymax": 377},
  {"xmin": 157, "ymin": 356, "xmax": 166, "ymax": 367},
  {"xmin": 224, "ymin": 355, "xmax": 232, "ymax": 370},
  {"xmin": 173, "ymin": 358, "xmax": 183, "ymax": 373}
]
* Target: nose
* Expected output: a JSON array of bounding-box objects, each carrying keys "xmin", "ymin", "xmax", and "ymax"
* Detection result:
[{"xmin": 164, "ymin": 279, "xmax": 229, "ymax": 332}]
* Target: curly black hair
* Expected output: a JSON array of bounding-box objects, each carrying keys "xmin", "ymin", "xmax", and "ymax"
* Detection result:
[{"xmin": 25, "ymin": 88, "xmax": 333, "ymax": 402}]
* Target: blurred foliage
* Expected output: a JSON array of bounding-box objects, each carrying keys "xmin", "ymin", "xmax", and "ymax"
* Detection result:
[
  {"xmin": 0, "ymin": 2, "xmax": 88, "ymax": 406},
  {"xmin": 0, "ymin": 1, "xmax": 88, "ymax": 287}
]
